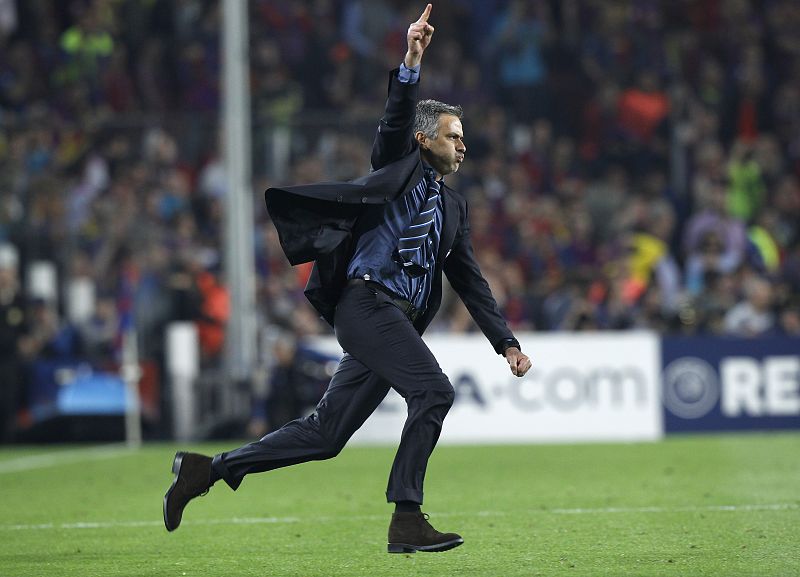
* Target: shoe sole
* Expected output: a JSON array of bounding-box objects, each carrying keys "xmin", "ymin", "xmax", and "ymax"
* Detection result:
[
  {"xmin": 163, "ymin": 451, "xmax": 186, "ymax": 532},
  {"xmin": 387, "ymin": 538, "xmax": 464, "ymax": 553}
]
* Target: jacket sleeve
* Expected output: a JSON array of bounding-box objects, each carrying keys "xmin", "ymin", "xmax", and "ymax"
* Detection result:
[
  {"xmin": 443, "ymin": 202, "xmax": 520, "ymax": 355},
  {"xmin": 370, "ymin": 68, "xmax": 420, "ymax": 171}
]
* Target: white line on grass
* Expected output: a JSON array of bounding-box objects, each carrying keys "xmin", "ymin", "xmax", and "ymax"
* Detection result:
[
  {"xmin": 0, "ymin": 517, "xmax": 301, "ymax": 531},
  {"xmin": 0, "ymin": 444, "xmax": 135, "ymax": 475},
  {"xmin": 1, "ymin": 503, "xmax": 796, "ymax": 532},
  {"xmin": 547, "ymin": 503, "xmax": 799, "ymax": 515}
]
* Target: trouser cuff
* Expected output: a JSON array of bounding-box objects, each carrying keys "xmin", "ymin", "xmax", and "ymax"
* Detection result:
[
  {"xmin": 386, "ymin": 487, "xmax": 423, "ymax": 505},
  {"xmin": 212, "ymin": 453, "xmax": 241, "ymax": 491}
]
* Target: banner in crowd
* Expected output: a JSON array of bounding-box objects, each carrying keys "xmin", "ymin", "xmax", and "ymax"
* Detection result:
[
  {"xmin": 662, "ymin": 336, "xmax": 800, "ymax": 432},
  {"xmin": 310, "ymin": 332, "xmax": 663, "ymax": 444}
]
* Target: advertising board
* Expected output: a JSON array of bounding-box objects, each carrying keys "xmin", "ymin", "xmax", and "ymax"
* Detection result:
[
  {"xmin": 662, "ymin": 336, "xmax": 800, "ymax": 432},
  {"xmin": 309, "ymin": 331, "xmax": 663, "ymax": 444}
]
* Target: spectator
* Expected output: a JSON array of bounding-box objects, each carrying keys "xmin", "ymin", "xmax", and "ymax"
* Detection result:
[
  {"xmin": 56, "ymin": 4, "xmax": 114, "ymax": 91},
  {"xmin": 723, "ymin": 275, "xmax": 776, "ymax": 337},
  {"xmin": 78, "ymin": 294, "xmax": 118, "ymax": 368},
  {"xmin": 487, "ymin": 0, "xmax": 551, "ymax": 122},
  {"xmin": 684, "ymin": 179, "xmax": 748, "ymax": 294},
  {"xmin": 195, "ymin": 268, "xmax": 229, "ymax": 363},
  {"xmin": 727, "ymin": 139, "xmax": 766, "ymax": 221},
  {"xmin": 0, "ymin": 243, "xmax": 26, "ymax": 442},
  {"xmin": 248, "ymin": 335, "xmax": 334, "ymax": 437}
]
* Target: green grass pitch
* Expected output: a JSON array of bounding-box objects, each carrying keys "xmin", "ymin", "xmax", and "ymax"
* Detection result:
[{"xmin": 0, "ymin": 432, "xmax": 798, "ymax": 576}]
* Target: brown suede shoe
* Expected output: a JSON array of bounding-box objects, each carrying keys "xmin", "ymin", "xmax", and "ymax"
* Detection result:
[
  {"xmin": 387, "ymin": 511, "xmax": 464, "ymax": 553},
  {"xmin": 163, "ymin": 452, "xmax": 212, "ymax": 531}
]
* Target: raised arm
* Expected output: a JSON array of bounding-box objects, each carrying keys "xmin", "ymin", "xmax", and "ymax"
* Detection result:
[
  {"xmin": 404, "ymin": 3, "xmax": 434, "ymax": 69},
  {"xmin": 370, "ymin": 4, "xmax": 435, "ymax": 170}
]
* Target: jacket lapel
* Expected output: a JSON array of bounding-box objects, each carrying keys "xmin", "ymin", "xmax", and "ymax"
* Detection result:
[{"xmin": 438, "ymin": 184, "xmax": 459, "ymax": 263}]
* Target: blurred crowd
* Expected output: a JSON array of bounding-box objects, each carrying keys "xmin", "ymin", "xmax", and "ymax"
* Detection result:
[{"xmin": 1, "ymin": 0, "xmax": 800, "ymax": 436}]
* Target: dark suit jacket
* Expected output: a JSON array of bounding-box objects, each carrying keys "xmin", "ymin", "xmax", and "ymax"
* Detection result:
[{"xmin": 265, "ymin": 69, "xmax": 517, "ymax": 354}]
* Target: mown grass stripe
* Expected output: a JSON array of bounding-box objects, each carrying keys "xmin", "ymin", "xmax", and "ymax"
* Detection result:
[
  {"xmin": 1, "ymin": 503, "xmax": 795, "ymax": 531},
  {"xmin": 0, "ymin": 444, "xmax": 135, "ymax": 474}
]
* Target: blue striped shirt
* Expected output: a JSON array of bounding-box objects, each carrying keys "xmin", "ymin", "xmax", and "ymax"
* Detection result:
[{"xmin": 347, "ymin": 174, "xmax": 443, "ymax": 312}]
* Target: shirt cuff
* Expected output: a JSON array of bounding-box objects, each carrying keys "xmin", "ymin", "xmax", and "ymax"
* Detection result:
[{"xmin": 398, "ymin": 62, "xmax": 420, "ymax": 84}]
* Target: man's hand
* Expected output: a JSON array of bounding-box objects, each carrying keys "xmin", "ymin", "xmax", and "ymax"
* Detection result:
[
  {"xmin": 505, "ymin": 347, "xmax": 532, "ymax": 377},
  {"xmin": 405, "ymin": 4, "xmax": 434, "ymax": 68}
]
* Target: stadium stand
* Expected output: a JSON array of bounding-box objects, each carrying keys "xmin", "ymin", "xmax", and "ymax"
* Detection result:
[{"xmin": 0, "ymin": 0, "xmax": 798, "ymax": 439}]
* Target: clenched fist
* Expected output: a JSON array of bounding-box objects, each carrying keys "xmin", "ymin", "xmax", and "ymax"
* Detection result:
[{"xmin": 505, "ymin": 347, "xmax": 532, "ymax": 378}]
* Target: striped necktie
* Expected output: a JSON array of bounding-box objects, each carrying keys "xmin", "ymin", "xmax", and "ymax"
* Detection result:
[{"xmin": 396, "ymin": 170, "xmax": 440, "ymax": 277}]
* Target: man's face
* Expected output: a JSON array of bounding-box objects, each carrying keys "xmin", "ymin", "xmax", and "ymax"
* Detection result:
[{"xmin": 417, "ymin": 114, "xmax": 466, "ymax": 177}]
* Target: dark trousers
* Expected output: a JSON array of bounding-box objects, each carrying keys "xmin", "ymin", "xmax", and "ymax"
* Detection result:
[{"xmin": 212, "ymin": 281, "xmax": 454, "ymax": 504}]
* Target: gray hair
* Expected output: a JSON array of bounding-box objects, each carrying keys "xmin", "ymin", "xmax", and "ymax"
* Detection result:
[{"xmin": 414, "ymin": 99, "xmax": 463, "ymax": 139}]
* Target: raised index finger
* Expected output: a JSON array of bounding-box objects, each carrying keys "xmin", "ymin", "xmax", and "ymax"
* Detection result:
[{"xmin": 417, "ymin": 3, "xmax": 432, "ymax": 23}]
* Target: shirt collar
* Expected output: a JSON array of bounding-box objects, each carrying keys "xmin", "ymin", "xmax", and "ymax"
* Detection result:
[{"xmin": 422, "ymin": 161, "xmax": 444, "ymax": 186}]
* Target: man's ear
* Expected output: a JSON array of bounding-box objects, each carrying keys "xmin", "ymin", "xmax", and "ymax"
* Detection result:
[{"xmin": 415, "ymin": 131, "xmax": 427, "ymax": 149}]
